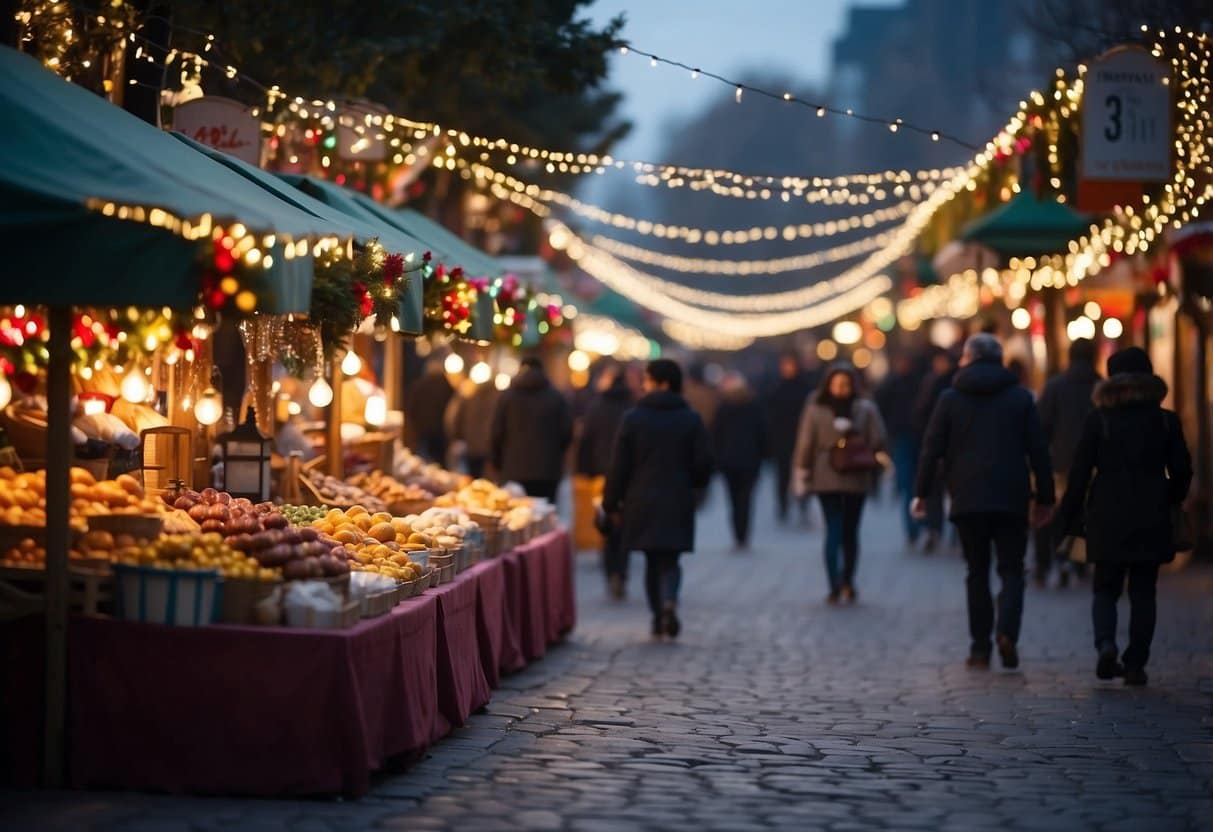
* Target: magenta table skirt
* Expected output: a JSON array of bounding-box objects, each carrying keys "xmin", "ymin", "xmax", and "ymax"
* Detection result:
[{"xmin": 1, "ymin": 529, "xmax": 574, "ymax": 797}]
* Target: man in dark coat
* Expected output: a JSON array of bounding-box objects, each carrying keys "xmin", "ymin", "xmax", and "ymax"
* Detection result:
[
  {"xmin": 405, "ymin": 356, "xmax": 455, "ymax": 464},
  {"xmin": 713, "ymin": 372, "xmax": 767, "ymax": 550},
  {"xmin": 490, "ymin": 358, "xmax": 572, "ymax": 502},
  {"xmin": 1056, "ymin": 347, "xmax": 1192, "ymax": 686},
  {"xmin": 604, "ymin": 359, "xmax": 713, "ymax": 639},
  {"xmin": 875, "ymin": 352, "xmax": 925, "ymax": 546},
  {"xmin": 913, "ymin": 334, "xmax": 1054, "ymax": 670},
  {"xmin": 765, "ymin": 352, "xmax": 815, "ymax": 525},
  {"xmin": 1034, "ymin": 337, "xmax": 1100, "ymax": 586},
  {"xmin": 576, "ymin": 362, "xmax": 633, "ymax": 597}
]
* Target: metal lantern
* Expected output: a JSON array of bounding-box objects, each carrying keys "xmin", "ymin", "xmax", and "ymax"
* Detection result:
[{"xmin": 218, "ymin": 407, "xmax": 272, "ymax": 501}]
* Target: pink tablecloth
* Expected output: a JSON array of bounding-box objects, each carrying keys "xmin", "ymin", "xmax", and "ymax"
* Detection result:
[
  {"xmin": 68, "ymin": 593, "xmax": 441, "ymax": 797},
  {"xmin": 429, "ymin": 569, "xmax": 491, "ymax": 728},
  {"xmin": 2, "ymin": 530, "xmax": 575, "ymax": 797}
]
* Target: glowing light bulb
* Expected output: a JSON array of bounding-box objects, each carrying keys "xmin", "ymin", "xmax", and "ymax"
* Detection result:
[
  {"xmin": 1102, "ymin": 318, "xmax": 1123, "ymax": 339},
  {"xmin": 341, "ymin": 350, "xmax": 362, "ymax": 376},
  {"xmin": 832, "ymin": 321, "xmax": 863, "ymax": 345},
  {"xmin": 469, "ymin": 361, "xmax": 492, "ymax": 385},
  {"xmin": 444, "ymin": 353, "xmax": 465, "ymax": 374},
  {"xmin": 567, "ymin": 350, "xmax": 591, "ymax": 372},
  {"xmin": 308, "ymin": 377, "xmax": 334, "ymax": 408},
  {"xmin": 1011, "ymin": 307, "xmax": 1032, "ymax": 330},
  {"xmin": 193, "ymin": 387, "xmax": 223, "ymax": 426},
  {"xmin": 82, "ymin": 399, "xmax": 106, "ymax": 416},
  {"xmin": 1083, "ymin": 301, "xmax": 1102, "ymax": 320},
  {"xmin": 0, "ymin": 375, "xmax": 10, "ymax": 409},
  {"xmin": 120, "ymin": 370, "xmax": 150, "ymax": 403},
  {"xmin": 364, "ymin": 393, "xmax": 387, "ymax": 426},
  {"xmin": 494, "ymin": 373, "xmax": 511, "ymax": 391}
]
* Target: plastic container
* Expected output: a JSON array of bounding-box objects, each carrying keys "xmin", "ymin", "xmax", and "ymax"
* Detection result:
[{"xmin": 113, "ymin": 563, "xmax": 219, "ymax": 626}]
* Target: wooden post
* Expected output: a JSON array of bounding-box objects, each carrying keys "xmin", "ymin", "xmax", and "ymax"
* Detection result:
[
  {"xmin": 43, "ymin": 305, "xmax": 72, "ymax": 786},
  {"xmin": 384, "ymin": 333, "xmax": 402, "ymax": 412},
  {"xmin": 326, "ymin": 355, "xmax": 343, "ymax": 479}
]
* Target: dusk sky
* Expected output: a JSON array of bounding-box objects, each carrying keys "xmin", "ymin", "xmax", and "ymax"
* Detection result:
[{"xmin": 588, "ymin": 0, "xmax": 903, "ymax": 162}]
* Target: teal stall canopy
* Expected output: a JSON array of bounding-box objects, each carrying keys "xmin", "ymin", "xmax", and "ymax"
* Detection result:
[
  {"xmin": 387, "ymin": 206, "xmax": 506, "ymax": 280},
  {"xmin": 0, "ymin": 47, "xmax": 338, "ymax": 311},
  {"xmin": 960, "ymin": 193, "xmax": 1095, "ymax": 258}
]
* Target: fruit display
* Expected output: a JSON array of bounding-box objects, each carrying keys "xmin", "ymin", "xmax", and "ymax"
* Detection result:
[
  {"xmin": 345, "ymin": 470, "xmax": 433, "ymax": 506},
  {"xmin": 0, "ymin": 467, "xmax": 164, "ymax": 531},
  {"xmin": 404, "ymin": 507, "xmax": 476, "ymax": 550},
  {"xmin": 113, "ymin": 533, "xmax": 280, "ymax": 580},
  {"xmin": 223, "ymin": 522, "xmax": 350, "ymax": 579},
  {"xmin": 303, "ymin": 470, "xmax": 387, "ymax": 513},
  {"xmin": 309, "ymin": 505, "xmax": 442, "ymax": 581},
  {"xmin": 165, "ymin": 487, "xmax": 288, "ymax": 537},
  {"xmin": 434, "ymin": 479, "xmax": 525, "ymax": 515},
  {"xmin": 392, "ymin": 445, "xmax": 468, "ymax": 495},
  {"xmin": 281, "ymin": 504, "xmax": 330, "ymax": 526}
]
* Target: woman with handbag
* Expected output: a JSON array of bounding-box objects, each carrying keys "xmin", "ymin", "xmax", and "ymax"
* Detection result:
[
  {"xmin": 1056, "ymin": 347, "xmax": 1192, "ymax": 687},
  {"xmin": 792, "ymin": 365, "xmax": 887, "ymax": 603}
]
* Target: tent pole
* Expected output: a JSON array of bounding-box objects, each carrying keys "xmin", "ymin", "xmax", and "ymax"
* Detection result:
[
  {"xmin": 43, "ymin": 304, "xmax": 71, "ymax": 787},
  {"xmin": 326, "ymin": 355, "xmax": 343, "ymax": 479}
]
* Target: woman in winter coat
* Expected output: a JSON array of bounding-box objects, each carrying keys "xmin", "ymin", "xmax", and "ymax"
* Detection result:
[
  {"xmin": 604, "ymin": 359, "xmax": 713, "ymax": 639},
  {"xmin": 792, "ymin": 365, "xmax": 887, "ymax": 603},
  {"xmin": 1057, "ymin": 347, "xmax": 1192, "ymax": 687}
]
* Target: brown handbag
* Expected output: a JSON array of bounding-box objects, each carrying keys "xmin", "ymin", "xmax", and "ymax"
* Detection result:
[{"xmin": 828, "ymin": 405, "xmax": 882, "ymax": 474}]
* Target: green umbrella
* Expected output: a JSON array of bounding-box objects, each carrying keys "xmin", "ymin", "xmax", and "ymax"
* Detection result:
[{"xmin": 960, "ymin": 192, "xmax": 1095, "ymax": 258}]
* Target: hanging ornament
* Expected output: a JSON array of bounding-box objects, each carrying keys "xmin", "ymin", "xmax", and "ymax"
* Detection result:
[{"xmin": 308, "ymin": 377, "xmax": 334, "ymax": 408}]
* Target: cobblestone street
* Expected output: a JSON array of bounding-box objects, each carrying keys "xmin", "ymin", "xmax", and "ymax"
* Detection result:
[{"xmin": 5, "ymin": 475, "xmax": 1213, "ymax": 831}]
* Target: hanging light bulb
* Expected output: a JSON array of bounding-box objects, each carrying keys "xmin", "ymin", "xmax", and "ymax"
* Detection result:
[
  {"xmin": 469, "ymin": 361, "xmax": 492, "ymax": 385},
  {"xmin": 364, "ymin": 393, "xmax": 387, "ymax": 426},
  {"xmin": 444, "ymin": 353, "xmax": 465, "ymax": 374},
  {"xmin": 0, "ymin": 375, "xmax": 10, "ymax": 409},
  {"xmin": 193, "ymin": 387, "xmax": 223, "ymax": 426},
  {"xmin": 341, "ymin": 350, "xmax": 362, "ymax": 376},
  {"xmin": 494, "ymin": 373, "xmax": 511, "ymax": 391},
  {"xmin": 120, "ymin": 369, "xmax": 150, "ymax": 403},
  {"xmin": 308, "ymin": 377, "xmax": 334, "ymax": 408}
]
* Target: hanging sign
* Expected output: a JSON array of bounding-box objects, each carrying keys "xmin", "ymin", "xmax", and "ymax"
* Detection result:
[
  {"xmin": 172, "ymin": 97, "xmax": 261, "ymax": 165},
  {"xmin": 1080, "ymin": 47, "xmax": 1172, "ymax": 182}
]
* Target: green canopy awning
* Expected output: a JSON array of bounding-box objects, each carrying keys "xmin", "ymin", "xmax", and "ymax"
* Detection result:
[
  {"xmin": 275, "ymin": 175, "xmax": 426, "ymax": 258},
  {"xmin": 0, "ymin": 47, "xmax": 336, "ymax": 311},
  {"xmin": 960, "ymin": 192, "xmax": 1095, "ymax": 258},
  {"xmin": 385, "ymin": 206, "xmax": 506, "ymax": 279},
  {"xmin": 585, "ymin": 289, "xmax": 655, "ymax": 337}
]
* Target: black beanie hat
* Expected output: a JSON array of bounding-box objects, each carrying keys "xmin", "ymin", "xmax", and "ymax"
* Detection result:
[{"xmin": 1106, "ymin": 346, "xmax": 1152, "ymax": 377}]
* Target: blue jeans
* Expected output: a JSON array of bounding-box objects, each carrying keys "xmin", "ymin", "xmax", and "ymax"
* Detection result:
[
  {"xmin": 818, "ymin": 493, "xmax": 866, "ymax": 591},
  {"xmin": 891, "ymin": 434, "xmax": 921, "ymax": 542},
  {"xmin": 643, "ymin": 551, "xmax": 682, "ymax": 615}
]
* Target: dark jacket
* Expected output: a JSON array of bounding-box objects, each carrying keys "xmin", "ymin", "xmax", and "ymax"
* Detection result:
[
  {"xmin": 713, "ymin": 392, "xmax": 767, "ymax": 472},
  {"xmin": 1057, "ymin": 373, "xmax": 1192, "ymax": 564},
  {"xmin": 915, "ymin": 360, "xmax": 1054, "ymax": 519},
  {"xmin": 575, "ymin": 382, "xmax": 632, "ymax": 477},
  {"xmin": 911, "ymin": 368, "xmax": 953, "ymax": 438},
  {"xmin": 603, "ymin": 391, "xmax": 713, "ymax": 553},
  {"xmin": 765, "ymin": 374, "xmax": 814, "ymax": 458},
  {"xmin": 490, "ymin": 367, "xmax": 572, "ymax": 483},
  {"xmin": 450, "ymin": 384, "xmax": 501, "ymax": 459},
  {"xmin": 874, "ymin": 369, "xmax": 922, "ymax": 440},
  {"xmin": 406, "ymin": 370, "xmax": 454, "ymax": 442},
  {"xmin": 1037, "ymin": 361, "xmax": 1101, "ymax": 474}
]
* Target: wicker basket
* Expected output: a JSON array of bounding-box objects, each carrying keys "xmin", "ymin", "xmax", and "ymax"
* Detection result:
[
  {"xmin": 387, "ymin": 498, "xmax": 434, "ymax": 517},
  {"xmin": 0, "ymin": 405, "xmax": 47, "ymax": 467},
  {"xmin": 218, "ymin": 576, "xmax": 283, "ymax": 625}
]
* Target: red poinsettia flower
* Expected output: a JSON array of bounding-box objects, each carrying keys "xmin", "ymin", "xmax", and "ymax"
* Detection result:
[
  {"xmin": 383, "ymin": 253, "xmax": 405, "ymax": 283},
  {"xmin": 352, "ymin": 281, "xmax": 374, "ymax": 317},
  {"xmin": 423, "ymin": 251, "xmax": 433, "ymax": 263}
]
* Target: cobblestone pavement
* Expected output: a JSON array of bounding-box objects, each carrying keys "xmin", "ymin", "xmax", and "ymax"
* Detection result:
[{"xmin": 5, "ymin": 475, "xmax": 1213, "ymax": 831}]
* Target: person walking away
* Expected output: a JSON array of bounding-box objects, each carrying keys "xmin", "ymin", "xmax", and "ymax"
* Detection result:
[
  {"xmin": 911, "ymin": 349, "xmax": 956, "ymax": 551},
  {"xmin": 576, "ymin": 362, "xmax": 634, "ymax": 598},
  {"xmin": 1035, "ymin": 338, "xmax": 1100, "ymax": 588},
  {"xmin": 490, "ymin": 358, "xmax": 572, "ymax": 502},
  {"xmin": 792, "ymin": 365, "xmax": 887, "ymax": 604},
  {"xmin": 713, "ymin": 372, "xmax": 767, "ymax": 551},
  {"xmin": 405, "ymin": 356, "xmax": 455, "ymax": 464},
  {"xmin": 603, "ymin": 359, "xmax": 713, "ymax": 639},
  {"xmin": 875, "ymin": 352, "xmax": 925, "ymax": 547},
  {"xmin": 682, "ymin": 364, "xmax": 720, "ymax": 509},
  {"xmin": 1056, "ymin": 347, "xmax": 1192, "ymax": 686},
  {"xmin": 913, "ymin": 334, "xmax": 1054, "ymax": 670},
  {"xmin": 448, "ymin": 377, "xmax": 500, "ymax": 478},
  {"xmin": 766, "ymin": 352, "xmax": 815, "ymax": 526}
]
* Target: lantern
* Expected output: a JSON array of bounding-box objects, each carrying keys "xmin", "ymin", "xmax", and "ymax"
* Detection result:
[{"xmin": 218, "ymin": 407, "xmax": 272, "ymax": 501}]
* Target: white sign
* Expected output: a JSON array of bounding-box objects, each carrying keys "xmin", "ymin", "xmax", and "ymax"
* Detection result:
[
  {"xmin": 172, "ymin": 97, "xmax": 261, "ymax": 165},
  {"xmin": 1081, "ymin": 47, "xmax": 1171, "ymax": 182}
]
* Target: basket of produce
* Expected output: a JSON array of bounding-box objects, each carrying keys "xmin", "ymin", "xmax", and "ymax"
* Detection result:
[
  {"xmin": 279, "ymin": 504, "xmax": 331, "ymax": 526},
  {"xmin": 349, "ymin": 571, "xmax": 400, "ymax": 616},
  {"xmin": 299, "ymin": 470, "xmax": 387, "ymax": 513},
  {"xmin": 113, "ymin": 563, "xmax": 220, "ymax": 626}
]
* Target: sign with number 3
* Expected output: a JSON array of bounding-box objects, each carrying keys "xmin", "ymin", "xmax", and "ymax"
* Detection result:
[{"xmin": 1081, "ymin": 47, "xmax": 1172, "ymax": 182}]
